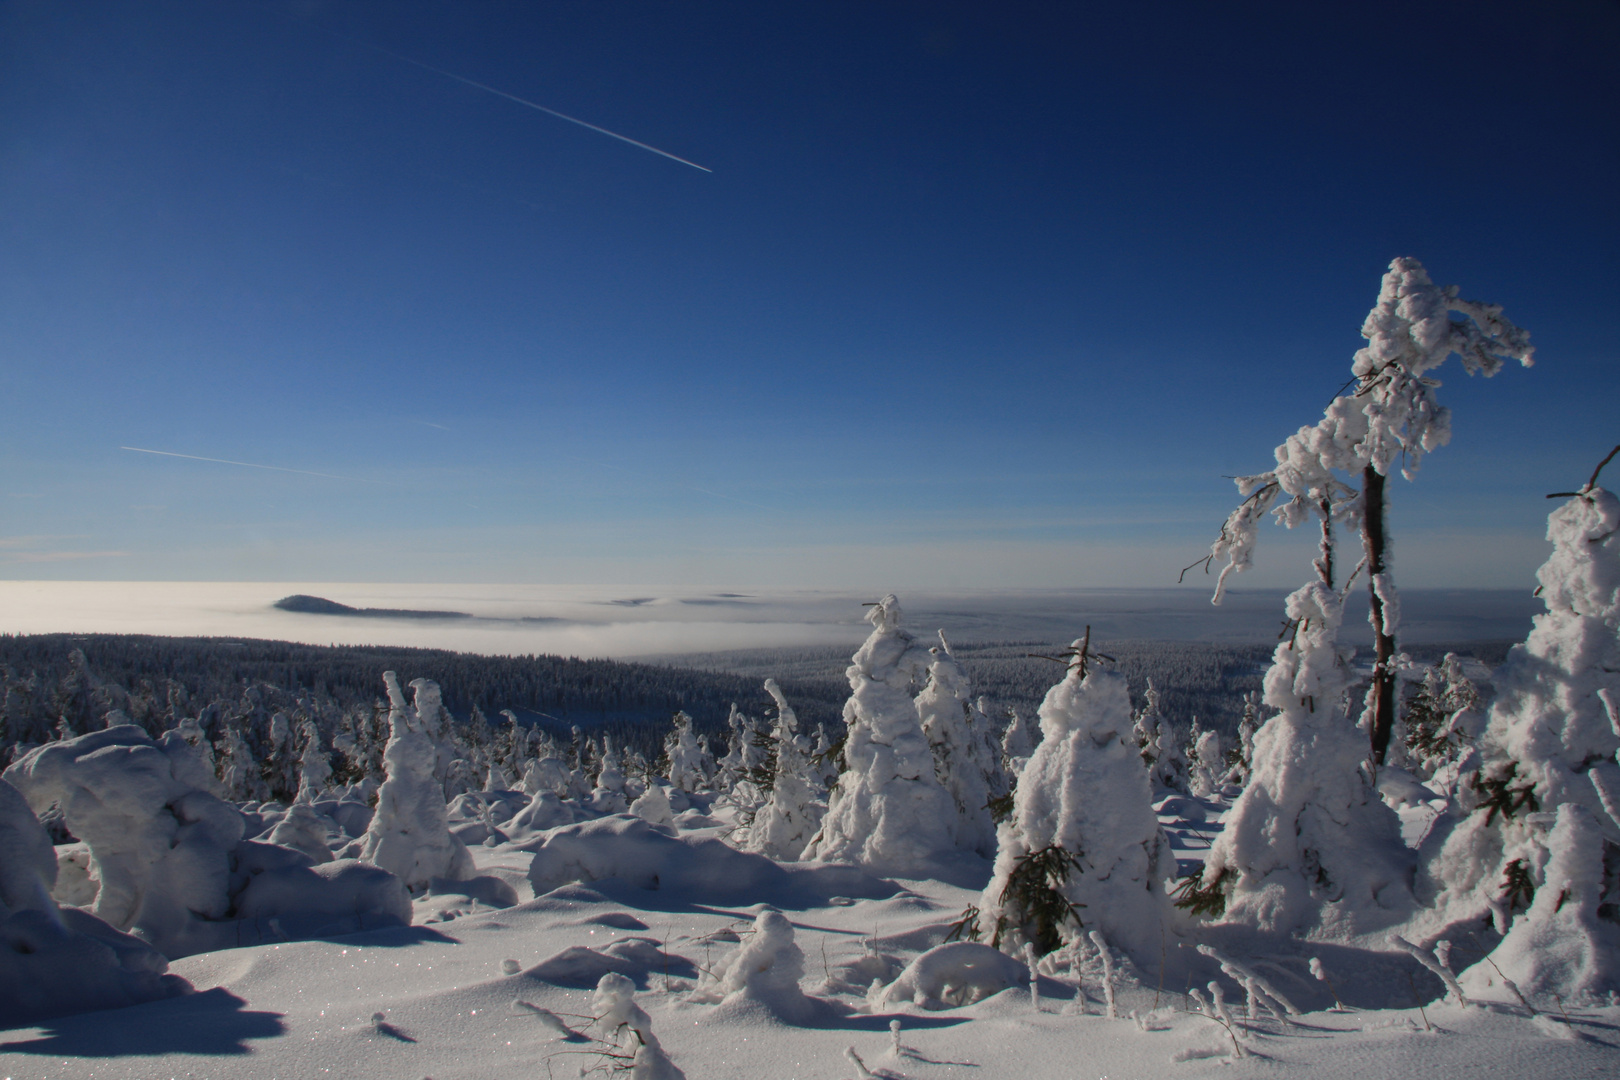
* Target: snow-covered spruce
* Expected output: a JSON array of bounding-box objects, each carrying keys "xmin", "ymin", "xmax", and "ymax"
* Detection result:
[
  {"xmin": 1191, "ymin": 583, "xmax": 1413, "ymax": 938},
  {"xmin": 745, "ymin": 679, "xmax": 823, "ymax": 860},
  {"xmin": 1422, "ymin": 484, "xmax": 1620, "ymax": 999},
  {"xmin": 801, "ymin": 596, "xmax": 959, "ymax": 873},
  {"xmin": 976, "ymin": 635, "xmax": 1172, "ymax": 961},
  {"xmin": 359, "ymin": 673, "xmax": 476, "ymax": 893},
  {"xmin": 664, "ymin": 711, "xmax": 707, "ymax": 795},
  {"xmin": 916, "ymin": 633, "xmax": 1003, "ymax": 858}
]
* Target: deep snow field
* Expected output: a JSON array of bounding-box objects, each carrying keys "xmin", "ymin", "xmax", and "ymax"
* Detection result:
[{"xmin": 5, "ymin": 793, "xmax": 1616, "ymax": 1080}]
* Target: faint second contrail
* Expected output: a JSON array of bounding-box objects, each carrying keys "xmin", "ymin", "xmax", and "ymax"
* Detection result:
[{"xmin": 120, "ymin": 446, "xmax": 379, "ymax": 483}]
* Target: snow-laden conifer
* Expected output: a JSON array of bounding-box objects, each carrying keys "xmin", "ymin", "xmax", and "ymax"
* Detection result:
[
  {"xmin": 294, "ymin": 718, "xmax": 332, "ymax": 804},
  {"xmin": 359, "ymin": 674, "xmax": 475, "ymax": 893},
  {"xmin": 801, "ymin": 596, "xmax": 957, "ymax": 872},
  {"xmin": 1422, "ymin": 477, "xmax": 1620, "ymax": 996},
  {"xmin": 977, "ymin": 633, "xmax": 1172, "ymax": 960},
  {"xmin": 1191, "ymin": 584, "xmax": 1413, "ymax": 937},
  {"xmin": 746, "ymin": 679, "xmax": 822, "ymax": 860},
  {"xmin": 664, "ymin": 711, "xmax": 706, "ymax": 794},
  {"xmin": 915, "ymin": 633, "xmax": 1000, "ymax": 857}
]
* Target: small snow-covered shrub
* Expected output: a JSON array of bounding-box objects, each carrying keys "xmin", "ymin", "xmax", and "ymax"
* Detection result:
[
  {"xmin": 592, "ymin": 971, "xmax": 686, "ymax": 1080},
  {"xmin": 689, "ymin": 909, "xmax": 813, "ymax": 1020}
]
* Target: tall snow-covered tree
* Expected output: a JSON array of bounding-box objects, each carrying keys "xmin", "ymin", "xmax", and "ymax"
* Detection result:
[
  {"xmin": 802, "ymin": 596, "xmax": 957, "ymax": 872},
  {"xmin": 1199, "ymin": 257, "xmax": 1533, "ymax": 764},
  {"xmin": 1423, "ymin": 470, "xmax": 1620, "ymax": 999},
  {"xmin": 359, "ymin": 674, "xmax": 475, "ymax": 893}
]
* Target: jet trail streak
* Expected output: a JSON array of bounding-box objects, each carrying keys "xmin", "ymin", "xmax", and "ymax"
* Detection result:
[
  {"xmin": 372, "ymin": 44, "xmax": 712, "ymax": 173},
  {"xmin": 120, "ymin": 446, "xmax": 377, "ymax": 483}
]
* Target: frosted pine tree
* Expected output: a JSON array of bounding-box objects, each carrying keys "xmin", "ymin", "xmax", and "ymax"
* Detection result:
[
  {"xmin": 746, "ymin": 680, "xmax": 822, "ymax": 860},
  {"xmin": 915, "ymin": 633, "xmax": 999, "ymax": 857},
  {"xmin": 1132, "ymin": 679, "xmax": 1166, "ymax": 771},
  {"xmin": 294, "ymin": 718, "xmax": 332, "ymax": 804},
  {"xmin": 1186, "ymin": 584, "xmax": 1413, "ymax": 936},
  {"xmin": 1422, "ymin": 467, "xmax": 1620, "ymax": 999},
  {"xmin": 1222, "ymin": 691, "xmax": 1262, "ymax": 787},
  {"xmin": 976, "ymin": 632, "xmax": 1172, "ymax": 959},
  {"xmin": 359, "ymin": 674, "xmax": 475, "ymax": 893},
  {"xmin": 802, "ymin": 596, "xmax": 957, "ymax": 872},
  {"xmin": 1152, "ymin": 718, "xmax": 1190, "ymax": 794},
  {"xmin": 664, "ymin": 712, "xmax": 706, "ymax": 794},
  {"xmin": 1188, "ymin": 722, "xmax": 1223, "ymax": 799}
]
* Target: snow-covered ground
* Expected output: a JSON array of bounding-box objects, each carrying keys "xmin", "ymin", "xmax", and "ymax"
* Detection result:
[{"xmin": 4, "ymin": 796, "xmax": 1616, "ymax": 1080}]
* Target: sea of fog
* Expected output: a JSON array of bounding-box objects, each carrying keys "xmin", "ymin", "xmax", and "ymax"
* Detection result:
[{"xmin": 0, "ymin": 581, "xmax": 1541, "ymax": 659}]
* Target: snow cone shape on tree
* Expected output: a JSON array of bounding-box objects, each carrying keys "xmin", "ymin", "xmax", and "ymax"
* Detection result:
[
  {"xmin": 1425, "ymin": 479, "xmax": 1620, "ymax": 995},
  {"xmin": 977, "ymin": 635, "xmax": 1172, "ymax": 961},
  {"xmin": 801, "ymin": 595, "xmax": 957, "ymax": 873},
  {"xmin": 360, "ymin": 673, "xmax": 475, "ymax": 893},
  {"xmin": 1192, "ymin": 583, "xmax": 1413, "ymax": 937}
]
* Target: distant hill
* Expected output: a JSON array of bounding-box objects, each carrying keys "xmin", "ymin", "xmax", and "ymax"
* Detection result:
[{"xmin": 273, "ymin": 594, "xmax": 472, "ymax": 620}]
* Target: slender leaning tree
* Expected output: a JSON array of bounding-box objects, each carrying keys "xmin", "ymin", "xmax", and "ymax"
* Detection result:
[{"xmin": 1196, "ymin": 257, "xmax": 1534, "ymax": 764}]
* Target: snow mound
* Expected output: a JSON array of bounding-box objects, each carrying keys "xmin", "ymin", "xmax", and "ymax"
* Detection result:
[
  {"xmin": 525, "ymin": 936, "xmax": 694, "ymax": 989},
  {"xmin": 525, "ymin": 816, "xmax": 897, "ymax": 908},
  {"xmin": 0, "ymin": 778, "xmax": 191, "ymax": 1026},
  {"xmin": 876, "ymin": 941, "xmax": 1027, "ymax": 1010}
]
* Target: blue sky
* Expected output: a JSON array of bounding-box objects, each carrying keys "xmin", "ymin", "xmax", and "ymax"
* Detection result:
[{"xmin": 2, "ymin": 0, "xmax": 1616, "ymax": 590}]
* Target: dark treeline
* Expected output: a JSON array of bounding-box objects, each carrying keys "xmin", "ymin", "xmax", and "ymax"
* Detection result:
[{"xmin": 0, "ymin": 634, "xmax": 844, "ymax": 762}]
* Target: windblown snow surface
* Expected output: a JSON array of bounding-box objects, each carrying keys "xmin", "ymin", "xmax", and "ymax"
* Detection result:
[{"xmin": 3, "ymin": 797, "xmax": 1615, "ymax": 1080}]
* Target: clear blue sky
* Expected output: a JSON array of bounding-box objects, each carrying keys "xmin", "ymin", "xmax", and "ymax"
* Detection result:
[{"xmin": 3, "ymin": 1, "xmax": 1616, "ymax": 590}]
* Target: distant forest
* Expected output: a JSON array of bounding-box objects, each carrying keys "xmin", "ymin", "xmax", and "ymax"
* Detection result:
[{"xmin": 0, "ymin": 632, "xmax": 1517, "ymax": 765}]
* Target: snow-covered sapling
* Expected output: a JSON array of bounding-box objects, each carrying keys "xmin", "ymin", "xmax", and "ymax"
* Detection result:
[
  {"xmin": 1196, "ymin": 944, "xmax": 1299, "ymax": 1022},
  {"xmin": 591, "ymin": 972, "xmax": 685, "ymax": 1080},
  {"xmin": 1390, "ymin": 934, "xmax": 1468, "ymax": 1007},
  {"xmin": 1195, "ymin": 258, "xmax": 1533, "ymax": 765},
  {"xmin": 1309, "ymin": 957, "xmax": 1347, "ymax": 1011}
]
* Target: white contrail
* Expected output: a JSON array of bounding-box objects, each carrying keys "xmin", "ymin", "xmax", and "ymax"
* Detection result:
[
  {"xmin": 372, "ymin": 44, "xmax": 713, "ymax": 173},
  {"xmin": 245, "ymin": 0, "xmax": 713, "ymax": 175},
  {"xmin": 120, "ymin": 446, "xmax": 378, "ymax": 483}
]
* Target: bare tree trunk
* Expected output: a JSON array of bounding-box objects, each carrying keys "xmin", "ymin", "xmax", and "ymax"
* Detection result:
[
  {"xmin": 1314, "ymin": 496, "xmax": 1334, "ymax": 588},
  {"xmin": 1362, "ymin": 466, "xmax": 1396, "ymax": 765}
]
